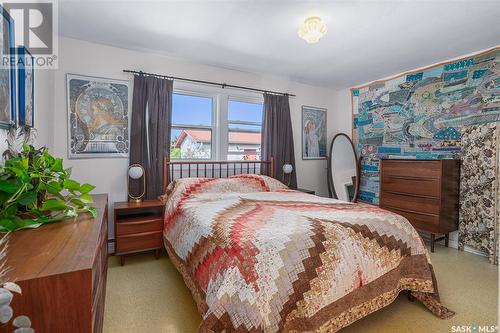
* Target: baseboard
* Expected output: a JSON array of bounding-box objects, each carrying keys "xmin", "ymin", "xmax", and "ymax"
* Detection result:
[
  {"xmin": 418, "ymin": 233, "xmax": 488, "ymax": 258},
  {"xmin": 447, "ymin": 239, "xmax": 488, "ymax": 257}
]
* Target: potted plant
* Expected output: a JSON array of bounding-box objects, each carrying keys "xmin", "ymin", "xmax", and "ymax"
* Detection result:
[{"xmin": 0, "ymin": 140, "xmax": 96, "ymax": 232}]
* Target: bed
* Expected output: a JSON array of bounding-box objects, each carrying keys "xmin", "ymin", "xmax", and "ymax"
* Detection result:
[{"xmin": 162, "ymin": 159, "xmax": 454, "ymax": 332}]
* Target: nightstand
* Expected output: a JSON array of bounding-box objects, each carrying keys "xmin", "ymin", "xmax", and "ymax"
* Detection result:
[
  {"xmin": 297, "ymin": 188, "xmax": 315, "ymax": 195},
  {"xmin": 114, "ymin": 199, "xmax": 164, "ymax": 266}
]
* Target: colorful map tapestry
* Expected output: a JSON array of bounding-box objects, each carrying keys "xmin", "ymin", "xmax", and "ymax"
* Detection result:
[{"xmin": 352, "ymin": 47, "xmax": 500, "ymax": 204}]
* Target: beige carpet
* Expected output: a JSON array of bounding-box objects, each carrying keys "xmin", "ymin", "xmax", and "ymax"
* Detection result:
[{"xmin": 103, "ymin": 245, "xmax": 498, "ymax": 333}]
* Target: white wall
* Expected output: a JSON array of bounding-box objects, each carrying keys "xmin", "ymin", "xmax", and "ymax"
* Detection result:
[
  {"xmin": 329, "ymin": 89, "xmax": 352, "ymax": 136},
  {"xmin": 51, "ymin": 37, "xmax": 335, "ymax": 239},
  {"xmin": 0, "ymin": 69, "xmax": 54, "ymax": 157}
]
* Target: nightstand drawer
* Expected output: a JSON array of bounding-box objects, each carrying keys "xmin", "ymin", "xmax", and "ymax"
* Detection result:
[
  {"xmin": 115, "ymin": 231, "xmax": 163, "ymax": 254},
  {"xmin": 115, "ymin": 217, "xmax": 163, "ymax": 236}
]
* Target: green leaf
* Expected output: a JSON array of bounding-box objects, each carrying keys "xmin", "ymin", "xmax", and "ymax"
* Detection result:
[
  {"xmin": 0, "ymin": 218, "xmax": 18, "ymax": 232},
  {"xmin": 30, "ymin": 208, "xmax": 46, "ymax": 218},
  {"xmin": 0, "ymin": 180, "xmax": 21, "ymax": 193},
  {"xmin": 21, "ymin": 157, "xmax": 29, "ymax": 170},
  {"xmin": 69, "ymin": 197, "xmax": 85, "ymax": 207},
  {"xmin": 0, "ymin": 191, "xmax": 11, "ymax": 204},
  {"xmin": 64, "ymin": 167, "xmax": 72, "ymax": 177},
  {"xmin": 51, "ymin": 158, "xmax": 64, "ymax": 172},
  {"xmin": 18, "ymin": 191, "xmax": 37, "ymax": 205},
  {"xmin": 5, "ymin": 205, "xmax": 17, "ymax": 216},
  {"xmin": 46, "ymin": 181, "xmax": 62, "ymax": 195},
  {"xmin": 63, "ymin": 179, "xmax": 80, "ymax": 191},
  {"xmin": 86, "ymin": 207, "xmax": 97, "ymax": 218},
  {"xmin": 80, "ymin": 193, "xmax": 94, "ymax": 203},
  {"xmin": 79, "ymin": 183, "xmax": 95, "ymax": 194},
  {"xmin": 15, "ymin": 219, "xmax": 42, "ymax": 230},
  {"xmin": 41, "ymin": 199, "xmax": 67, "ymax": 211}
]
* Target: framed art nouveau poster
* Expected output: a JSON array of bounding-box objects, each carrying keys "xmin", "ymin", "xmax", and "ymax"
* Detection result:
[
  {"xmin": 302, "ymin": 106, "xmax": 327, "ymax": 159},
  {"xmin": 0, "ymin": 6, "xmax": 16, "ymax": 129},
  {"xmin": 66, "ymin": 74, "xmax": 130, "ymax": 159},
  {"xmin": 18, "ymin": 46, "xmax": 35, "ymax": 127}
]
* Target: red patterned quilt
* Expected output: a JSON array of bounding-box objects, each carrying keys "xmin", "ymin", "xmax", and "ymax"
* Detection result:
[{"xmin": 163, "ymin": 175, "xmax": 454, "ymax": 332}]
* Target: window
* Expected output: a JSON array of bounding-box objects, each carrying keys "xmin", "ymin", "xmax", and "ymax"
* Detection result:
[
  {"xmin": 170, "ymin": 93, "xmax": 213, "ymax": 159},
  {"xmin": 169, "ymin": 83, "xmax": 263, "ymax": 161},
  {"xmin": 227, "ymin": 100, "xmax": 263, "ymax": 161}
]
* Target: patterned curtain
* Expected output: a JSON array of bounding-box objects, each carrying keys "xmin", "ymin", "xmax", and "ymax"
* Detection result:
[
  {"xmin": 130, "ymin": 75, "xmax": 173, "ymax": 199},
  {"xmin": 459, "ymin": 123, "xmax": 499, "ymax": 264}
]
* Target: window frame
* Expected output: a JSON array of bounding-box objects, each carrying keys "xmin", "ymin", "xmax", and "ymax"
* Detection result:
[
  {"xmin": 170, "ymin": 86, "xmax": 217, "ymax": 160},
  {"xmin": 171, "ymin": 81, "xmax": 264, "ymax": 161},
  {"xmin": 226, "ymin": 96, "xmax": 264, "ymax": 161}
]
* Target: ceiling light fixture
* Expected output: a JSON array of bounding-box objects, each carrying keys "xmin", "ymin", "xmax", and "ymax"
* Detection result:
[{"xmin": 298, "ymin": 16, "xmax": 327, "ymax": 44}]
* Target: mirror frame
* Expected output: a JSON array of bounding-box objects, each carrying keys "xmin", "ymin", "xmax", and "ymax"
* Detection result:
[{"xmin": 327, "ymin": 133, "xmax": 361, "ymax": 202}]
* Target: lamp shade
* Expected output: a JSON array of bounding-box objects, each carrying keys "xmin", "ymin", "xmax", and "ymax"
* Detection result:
[
  {"xmin": 282, "ymin": 164, "xmax": 293, "ymax": 174},
  {"xmin": 128, "ymin": 165, "xmax": 144, "ymax": 179}
]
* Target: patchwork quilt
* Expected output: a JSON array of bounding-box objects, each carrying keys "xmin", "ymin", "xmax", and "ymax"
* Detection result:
[{"xmin": 163, "ymin": 175, "xmax": 454, "ymax": 332}]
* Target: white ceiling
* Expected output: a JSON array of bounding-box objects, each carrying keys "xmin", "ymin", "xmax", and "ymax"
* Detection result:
[{"xmin": 59, "ymin": 0, "xmax": 500, "ymax": 89}]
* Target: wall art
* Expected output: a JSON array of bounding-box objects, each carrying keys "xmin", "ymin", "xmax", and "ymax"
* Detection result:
[
  {"xmin": 352, "ymin": 47, "xmax": 500, "ymax": 204},
  {"xmin": 67, "ymin": 74, "xmax": 130, "ymax": 158}
]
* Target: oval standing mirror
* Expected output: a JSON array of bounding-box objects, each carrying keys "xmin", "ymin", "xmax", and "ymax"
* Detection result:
[{"xmin": 327, "ymin": 133, "xmax": 360, "ymax": 202}]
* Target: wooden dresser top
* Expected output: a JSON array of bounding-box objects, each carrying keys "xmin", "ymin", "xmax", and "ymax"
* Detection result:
[{"xmin": 4, "ymin": 194, "xmax": 108, "ymax": 282}]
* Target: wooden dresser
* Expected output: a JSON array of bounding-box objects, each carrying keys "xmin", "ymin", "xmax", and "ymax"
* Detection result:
[
  {"xmin": 379, "ymin": 159, "xmax": 460, "ymax": 252},
  {"xmin": 2, "ymin": 194, "xmax": 108, "ymax": 333}
]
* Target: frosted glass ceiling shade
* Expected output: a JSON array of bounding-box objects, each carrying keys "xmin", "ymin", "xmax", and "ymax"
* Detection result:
[
  {"xmin": 128, "ymin": 166, "xmax": 144, "ymax": 179},
  {"xmin": 297, "ymin": 16, "xmax": 327, "ymax": 44}
]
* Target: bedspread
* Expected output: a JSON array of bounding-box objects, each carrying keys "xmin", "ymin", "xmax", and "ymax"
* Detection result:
[{"xmin": 163, "ymin": 175, "xmax": 454, "ymax": 332}]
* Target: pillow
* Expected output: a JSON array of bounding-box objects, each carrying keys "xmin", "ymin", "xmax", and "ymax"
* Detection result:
[{"xmin": 164, "ymin": 174, "xmax": 287, "ymax": 201}]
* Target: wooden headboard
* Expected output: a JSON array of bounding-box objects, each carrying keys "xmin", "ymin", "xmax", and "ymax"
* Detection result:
[{"xmin": 163, "ymin": 158, "xmax": 274, "ymax": 191}]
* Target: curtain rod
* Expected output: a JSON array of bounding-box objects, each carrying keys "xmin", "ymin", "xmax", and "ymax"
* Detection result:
[{"xmin": 122, "ymin": 70, "xmax": 296, "ymax": 97}]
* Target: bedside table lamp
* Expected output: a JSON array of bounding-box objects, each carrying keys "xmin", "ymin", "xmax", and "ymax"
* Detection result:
[
  {"xmin": 282, "ymin": 163, "xmax": 293, "ymax": 187},
  {"xmin": 128, "ymin": 164, "xmax": 145, "ymax": 202}
]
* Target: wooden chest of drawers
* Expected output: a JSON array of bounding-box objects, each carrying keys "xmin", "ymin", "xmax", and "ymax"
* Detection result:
[
  {"xmin": 3, "ymin": 194, "xmax": 108, "ymax": 333},
  {"xmin": 114, "ymin": 199, "xmax": 164, "ymax": 265},
  {"xmin": 379, "ymin": 159, "xmax": 460, "ymax": 252}
]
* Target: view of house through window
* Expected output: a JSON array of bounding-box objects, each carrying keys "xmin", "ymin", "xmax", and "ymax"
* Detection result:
[
  {"xmin": 227, "ymin": 100, "xmax": 263, "ymax": 161},
  {"xmin": 170, "ymin": 90, "xmax": 263, "ymax": 160},
  {"xmin": 170, "ymin": 93, "xmax": 213, "ymax": 159}
]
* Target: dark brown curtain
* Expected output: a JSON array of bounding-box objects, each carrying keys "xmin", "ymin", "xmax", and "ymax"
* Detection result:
[
  {"xmin": 130, "ymin": 75, "xmax": 173, "ymax": 199},
  {"xmin": 262, "ymin": 93, "xmax": 297, "ymax": 189}
]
